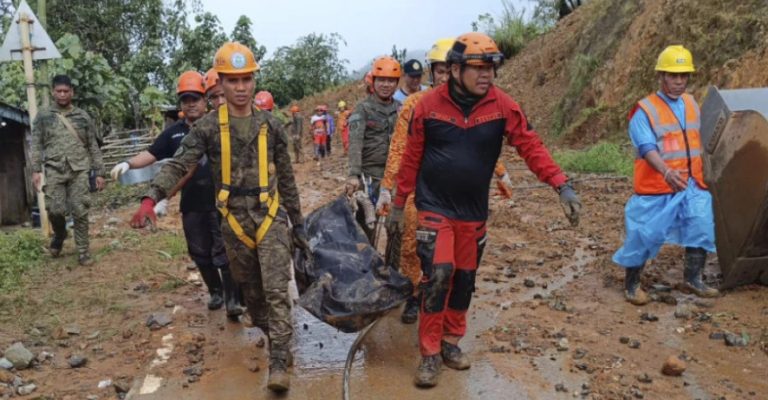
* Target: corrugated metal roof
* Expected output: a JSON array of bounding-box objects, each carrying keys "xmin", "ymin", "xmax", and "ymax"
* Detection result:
[{"xmin": 0, "ymin": 101, "xmax": 29, "ymax": 126}]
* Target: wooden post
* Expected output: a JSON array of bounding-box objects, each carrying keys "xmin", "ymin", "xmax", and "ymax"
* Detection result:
[
  {"xmin": 19, "ymin": 11, "xmax": 49, "ymax": 236},
  {"xmin": 38, "ymin": 0, "xmax": 49, "ymax": 108}
]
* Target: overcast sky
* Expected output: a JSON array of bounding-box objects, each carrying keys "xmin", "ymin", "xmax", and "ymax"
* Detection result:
[{"xmin": 198, "ymin": 0, "xmax": 537, "ymax": 72}]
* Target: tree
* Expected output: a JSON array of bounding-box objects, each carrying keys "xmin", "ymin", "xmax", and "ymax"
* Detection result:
[
  {"xmin": 230, "ymin": 15, "xmax": 266, "ymax": 61},
  {"xmin": 259, "ymin": 33, "xmax": 349, "ymax": 106},
  {"xmin": 169, "ymin": 12, "xmax": 228, "ymax": 74},
  {"xmin": 390, "ymin": 45, "xmax": 407, "ymax": 64}
]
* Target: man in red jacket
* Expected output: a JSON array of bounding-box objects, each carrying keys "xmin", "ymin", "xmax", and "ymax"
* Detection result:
[{"xmin": 392, "ymin": 32, "xmax": 582, "ymax": 388}]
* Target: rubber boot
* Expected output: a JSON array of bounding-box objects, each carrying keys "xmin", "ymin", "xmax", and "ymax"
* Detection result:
[
  {"xmin": 441, "ymin": 341, "xmax": 470, "ymax": 370},
  {"xmin": 624, "ymin": 265, "xmax": 650, "ymax": 305},
  {"xmin": 49, "ymin": 215, "xmax": 67, "ymax": 257},
  {"xmin": 682, "ymin": 247, "xmax": 720, "ymax": 298},
  {"xmin": 78, "ymin": 252, "xmax": 93, "ymax": 266},
  {"xmin": 220, "ymin": 267, "xmax": 243, "ymax": 320},
  {"xmin": 267, "ymin": 348, "xmax": 291, "ymax": 392},
  {"xmin": 401, "ymin": 296, "xmax": 418, "ymax": 324},
  {"xmin": 198, "ymin": 266, "xmax": 224, "ymax": 310},
  {"xmin": 49, "ymin": 233, "xmax": 66, "ymax": 257},
  {"xmin": 413, "ymin": 354, "xmax": 442, "ymax": 388}
]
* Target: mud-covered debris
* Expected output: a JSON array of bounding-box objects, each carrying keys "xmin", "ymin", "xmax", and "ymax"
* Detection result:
[
  {"xmin": 661, "ymin": 355, "xmax": 686, "ymax": 376},
  {"xmin": 256, "ymin": 337, "xmax": 266, "ymax": 348},
  {"xmin": 629, "ymin": 385, "xmax": 644, "ymax": 398},
  {"xmin": 146, "ymin": 312, "xmax": 173, "ymax": 330},
  {"xmin": 657, "ymin": 293, "xmax": 677, "ymax": 305},
  {"xmin": 628, "ymin": 340, "xmax": 641, "ymax": 349},
  {"xmin": 122, "ymin": 329, "xmax": 133, "ymax": 339},
  {"xmin": 107, "ymin": 217, "xmax": 120, "ymax": 226},
  {"xmin": 16, "ymin": 383, "xmax": 36, "ymax": 396},
  {"xmin": 650, "ymin": 284, "xmax": 672, "ymax": 293},
  {"xmin": 709, "ymin": 331, "xmax": 725, "ymax": 340},
  {"xmin": 640, "ymin": 313, "xmax": 658, "ymax": 322},
  {"xmin": 0, "ymin": 358, "xmax": 12, "ymax": 370},
  {"xmin": 4, "ymin": 342, "xmax": 34, "ymax": 370},
  {"xmin": 619, "ymin": 336, "xmax": 630, "ymax": 344},
  {"xmin": 524, "ymin": 279, "xmax": 536, "ymax": 288},
  {"xmin": 674, "ymin": 303, "xmax": 695, "ymax": 319},
  {"xmin": 249, "ymin": 365, "xmax": 260, "ymax": 373},
  {"xmin": 0, "ymin": 369, "xmax": 15, "ymax": 384},
  {"xmin": 113, "ymin": 377, "xmax": 132, "ymax": 394},
  {"xmin": 133, "ymin": 282, "xmax": 149, "ymax": 292},
  {"xmin": 556, "ymin": 338, "xmax": 569, "ymax": 351},
  {"xmin": 489, "ymin": 344, "xmax": 510, "ymax": 353},
  {"xmin": 573, "ymin": 348, "xmax": 588, "ymax": 360},
  {"xmin": 68, "ymin": 355, "xmax": 88, "ymax": 368},
  {"xmin": 724, "ymin": 332, "xmax": 748, "ymax": 347},
  {"xmin": 183, "ymin": 364, "xmax": 203, "ymax": 377},
  {"xmin": 555, "ymin": 383, "xmax": 567, "ymax": 392},
  {"xmin": 549, "ymin": 298, "xmax": 568, "ymax": 312},
  {"xmin": 503, "ymin": 267, "xmax": 517, "ymax": 278},
  {"xmin": 97, "ymin": 379, "xmax": 112, "ymax": 389},
  {"xmin": 164, "ymin": 300, "xmax": 175, "ymax": 308},
  {"xmin": 36, "ymin": 351, "xmax": 53, "ymax": 363},
  {"xmin": 695, "ymin": 312, "xmax": 712, "ymax": 322},
  {"xmin": 636, "ymin": 373, "xmax": 653, "ymax": 383}
]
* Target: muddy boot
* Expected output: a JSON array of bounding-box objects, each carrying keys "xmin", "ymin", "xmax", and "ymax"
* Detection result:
[
  {"xmin": 682, "ymin": 247, "xmax": 720, "ymax": 298},
  {"xmin": 414, "ymin": 354, "xmax": 442, "ymax": 388},
  {"xmin": 401, "ymin": 296, "xmax": 418, "ymax": 324},
  {"xmin": 49, "ymin": 232, "xmax": 67, "ymax": 258},
  {"xmin": 221, "ymin": 268, "xmax": 243, "ymax": 320},
  {"xmin": 624, "ymin": 266, "xmax": 650, "ymax": 305},
  {"xmin": 198, "ymin": 266, "xmax": 224, "ymax": 310},
  {"xmin": 78, "ymin": 252, "xmax": 93, "ymax": 266},
  {"xmin": 440, "ymin": 341, "xmax": 470, "ymax": 370},
  {"xmin": 267, "ymin": 349, "xmax": 291, "ymax": 392}
]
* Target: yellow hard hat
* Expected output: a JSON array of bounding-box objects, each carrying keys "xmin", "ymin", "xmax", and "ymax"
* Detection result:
[
  {"xmin": 338, "ymin": 100, "xmax": 346, "ymax": 109},
  {"xmin": 426, "ymin": 38, "xmax": 455, "ymax": 64},
  {"xmin": 213, "ymin": 42, "xmax": 260, "ymax": 74},
  {"xmin": 655, "ymin": 45, "xmax": 695, "ymax": 73}
]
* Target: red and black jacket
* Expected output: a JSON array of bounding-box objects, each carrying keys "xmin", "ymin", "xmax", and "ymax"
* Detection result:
[{"xmin": 394, "ymin": 84, "xmax": 567, "ymax": 221}]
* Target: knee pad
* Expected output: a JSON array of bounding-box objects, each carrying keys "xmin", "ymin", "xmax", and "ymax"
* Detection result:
[
  {"xmin": 448, "ymin": 269, "xmax": 477, "ymax": 311},
  {"xmin": 422, "ymin": 263, "xmax": 453, "ymax": 313}
]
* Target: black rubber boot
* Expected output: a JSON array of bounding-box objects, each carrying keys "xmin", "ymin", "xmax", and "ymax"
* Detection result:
[
  {"xmin": 683, "ymin": 247, "xmax": 720, "ymax": 298},
  {"xmin": 413, "ymin": 354, "xmax": 442, "ymax": 388},
  {"xmin": 49, "ymin": 215, "xmax": 67, "ymax": 257},
  {"xmin": 49, "ymin": 233, "xmax": 66, "ymax": 257},
  {"xmin": 221, "ymin": 267, "xmax": 243, "ymax": 320},
  {"xmin": 198, "ymin": 266, "xmax": 224, "ymax": 310},
  {"xmin": 624, "ymin": 265, "xmax": 650, "ymax": 305},
  {"xmin": 401, "ymin": 296, "xmax": 418, "ymax": 324}
]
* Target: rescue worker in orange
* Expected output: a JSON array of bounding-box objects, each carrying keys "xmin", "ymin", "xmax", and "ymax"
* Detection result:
[
  {"xmin": 392, "ymin": 33, "xmax": 581, "ymax": 387},
  {"xmin": 613, "ymin": 45, "xmax": 719, "ymax": 304},
  {"xmin": 377, "ymin": 38, "xmax": 514, "ymax": 325},
  {"xmin": 311, "ymin": 105, "xmax": 329, "ymax": 165},
  {"xmin": 337, "ymin": 100, "xmax": 352, "ymax": 155}
]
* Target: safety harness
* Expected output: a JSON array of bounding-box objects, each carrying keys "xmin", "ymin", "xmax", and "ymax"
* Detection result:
[{"xmin": 216, "ymin": 104, "xmax": 280, "ymax": 249}]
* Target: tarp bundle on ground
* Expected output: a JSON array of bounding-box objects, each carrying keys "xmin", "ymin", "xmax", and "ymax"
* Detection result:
[{"xmin": 294, "ymin": 196, "xmax": 413, "ymax": 333}]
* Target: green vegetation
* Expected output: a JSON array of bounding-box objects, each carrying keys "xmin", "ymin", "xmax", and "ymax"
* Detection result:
[
  {"xmin": 552, "ymin": 54, "xmax": 599, "ymax": 137},
  {"xmin": 0, "ymin": 229, "xmax": 45, "ymax": 291},
  {"xmin": 473, "ymin": 1, "xmax": 548, "ymax": 58},
  {"xmin": 553, "ymin": 141, "xmax": 633, "ymax": 176}
]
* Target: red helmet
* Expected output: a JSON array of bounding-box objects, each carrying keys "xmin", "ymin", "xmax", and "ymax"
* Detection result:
[
  {"xmin": 176, "ymin": 71, "xmax": 205, "ymax": 95},
  {"xmin": 203, "ymin": 68, "xmax": 220, "ymax": 93},
  {"xmin": 254, "ymin": 90, "xmax": 274, "ymax": 111}
]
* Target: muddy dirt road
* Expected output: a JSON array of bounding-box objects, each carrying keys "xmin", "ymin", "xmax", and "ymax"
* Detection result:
[{"xmin": 1, "ymin": 143, "xmax": 767, "ymax": 400}]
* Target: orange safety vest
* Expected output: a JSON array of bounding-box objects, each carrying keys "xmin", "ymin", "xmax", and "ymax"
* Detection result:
[{"xmin": 633, "ymin": 93, "xmax": 707, "ymax": 195}]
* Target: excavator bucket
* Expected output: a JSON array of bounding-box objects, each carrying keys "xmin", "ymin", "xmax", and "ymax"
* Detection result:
[{"xmin": 701, "ymin": 86, "xmax": 768, "ymax": 289}]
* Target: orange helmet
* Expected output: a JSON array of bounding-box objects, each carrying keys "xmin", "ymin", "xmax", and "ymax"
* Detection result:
[
  {"xmin": 213, "ymin": 42, "xmax": 259, "ymax": 74},
  {"xmin": 446, "ymin": 32, "xmax": 504, "ymax": 67},
  {"xmin": 254, "ymin": 90, "xmax": 274, "ymax": 111},
  {"xmin": 290, "ymin": 105, "xmax": 300, "ymax": 113},
  {"xmin": 371, "ymin": 56, "xmax": 402, "ymax": 78},
  {"xmin": 203, "ymin": 68, "xmax": 220, "ymax": 92},
  {"xmin": 176, "ymin": 71, "xmax": 205, "ymax": 95}
]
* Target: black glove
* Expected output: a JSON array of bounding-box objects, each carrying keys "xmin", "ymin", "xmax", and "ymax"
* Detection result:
[
  {"xmin": 558, "ymin": 183, "xmax": 582, "ymax": 227},
  {"xmin": 292, "ymin": 224, "xmax": 310, "ymax": 253},
  {"xmin": 386, "ymin": 206, "xmax": 404, "ymax": 234}
]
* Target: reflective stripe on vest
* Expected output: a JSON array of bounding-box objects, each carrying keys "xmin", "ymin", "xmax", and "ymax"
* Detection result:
[
  {"xmin": 216, "ymin": 104, "xmax": 280, "ymax": 249},
  {"xmin": 633, "ymin": 93, "xmax": 707, "ymax": 195}
]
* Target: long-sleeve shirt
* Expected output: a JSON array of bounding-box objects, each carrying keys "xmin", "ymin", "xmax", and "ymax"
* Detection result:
[
  {"xmin": 347, "ymin": 95, "xmax": 399, "ymax": 178},
  {"xmin": 31, "ymin": 104, "xmax": 103, "ymax": 176},
  {"xmin": 394, "ymin": 84, "xmax": 566, "ymax": 221}
]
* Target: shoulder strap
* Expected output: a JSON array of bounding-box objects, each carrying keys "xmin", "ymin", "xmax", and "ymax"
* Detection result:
[{"xmin": 55, "ymin": 113, "xmax": 85, "ymax": 145}]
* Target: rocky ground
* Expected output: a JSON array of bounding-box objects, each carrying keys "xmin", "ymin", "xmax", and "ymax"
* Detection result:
[{"xmin": 1, "ymin": 141, "xmax": 767, "ymax": 400}]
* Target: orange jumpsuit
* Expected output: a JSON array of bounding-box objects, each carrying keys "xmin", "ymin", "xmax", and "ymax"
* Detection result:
[
  {"xmin": 382, "ymin": 90, "xmax": 510, "ymax": 292},
  {"xmin": 338, "ymin": 109, "xmax": 352, "ymax": 154}
]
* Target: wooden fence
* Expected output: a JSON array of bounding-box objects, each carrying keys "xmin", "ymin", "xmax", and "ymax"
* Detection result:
[{"xmin": 101, "ymin": 128, "xmax": 155, "ymax": 170}]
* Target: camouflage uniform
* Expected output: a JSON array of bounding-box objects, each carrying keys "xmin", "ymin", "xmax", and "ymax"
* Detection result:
[
  {"xmin": 146, "ymin": 109, "xmax": 302, "ymax": 358},
  {"xmin": 285, "ymin": 113, "xmax": 303, "ymax": 162},
  {"xmin": 31, "ymin": 104, "xmax": 103, "ymax": 256},
  {"xmin": 348, "ymin": 95, "xmax": 399, "ymax": 240}
]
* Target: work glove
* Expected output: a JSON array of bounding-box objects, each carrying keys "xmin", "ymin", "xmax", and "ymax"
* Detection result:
[
  {"xmin": 153, "ymin": 199, "xmax": 169, "ymax": 217},
  {"xmin": 345, "ymin": 176, "xmax": 360, "ymax": 196},
  {"xmin": 376, "ymin": 188, "xmax": 392, "ymax": 214},
  {"xmin": 386, "ymin": 206, "xmax": 405, "ymax": 234},
  {"xmin": 110, "ymin": 161, "xmax": 130, "ymax": 181},
  {"xmin": 496, "ymin": 173, "xmax": 513, "ymax": 199},
  {"xmin": 130, "ymin": 197, "xmax": 157, "ymax": 228},
  {"xmin": 557, "ymin": 183, "xmax": 582, "ymax": 227},
  {"xmin": 291, "ymin": 224, "xmax": 311, "ymax": 254}
]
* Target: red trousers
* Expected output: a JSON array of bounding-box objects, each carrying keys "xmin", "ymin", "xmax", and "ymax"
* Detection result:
[
  {"xmin": 416, "ymin": 210, "xmax": 486, "ymax": 356},
  {"xmin": 341, "ymin": 126, "xmax": 350, "ymax": 153}
]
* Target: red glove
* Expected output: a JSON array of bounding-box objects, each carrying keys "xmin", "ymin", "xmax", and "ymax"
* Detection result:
[{"xmin": 131, "ymin": 198, "xmax": 157, "ymax": 228}]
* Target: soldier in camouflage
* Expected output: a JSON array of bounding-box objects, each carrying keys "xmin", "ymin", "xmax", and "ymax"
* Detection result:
[
  {"xmin": 346, "ymin": 56, "xmax": 401, "ymax": 241},
  {"xmin": 130, "ymin": 42, "xmax": 307, "ymax": 393},
  {"xmin": 31, "ymin": 75, "xmax": 105, "ymax": 266},
  {"xmin": 285, "ymin": 105, "xmax": 303, "ymax": 163}
]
